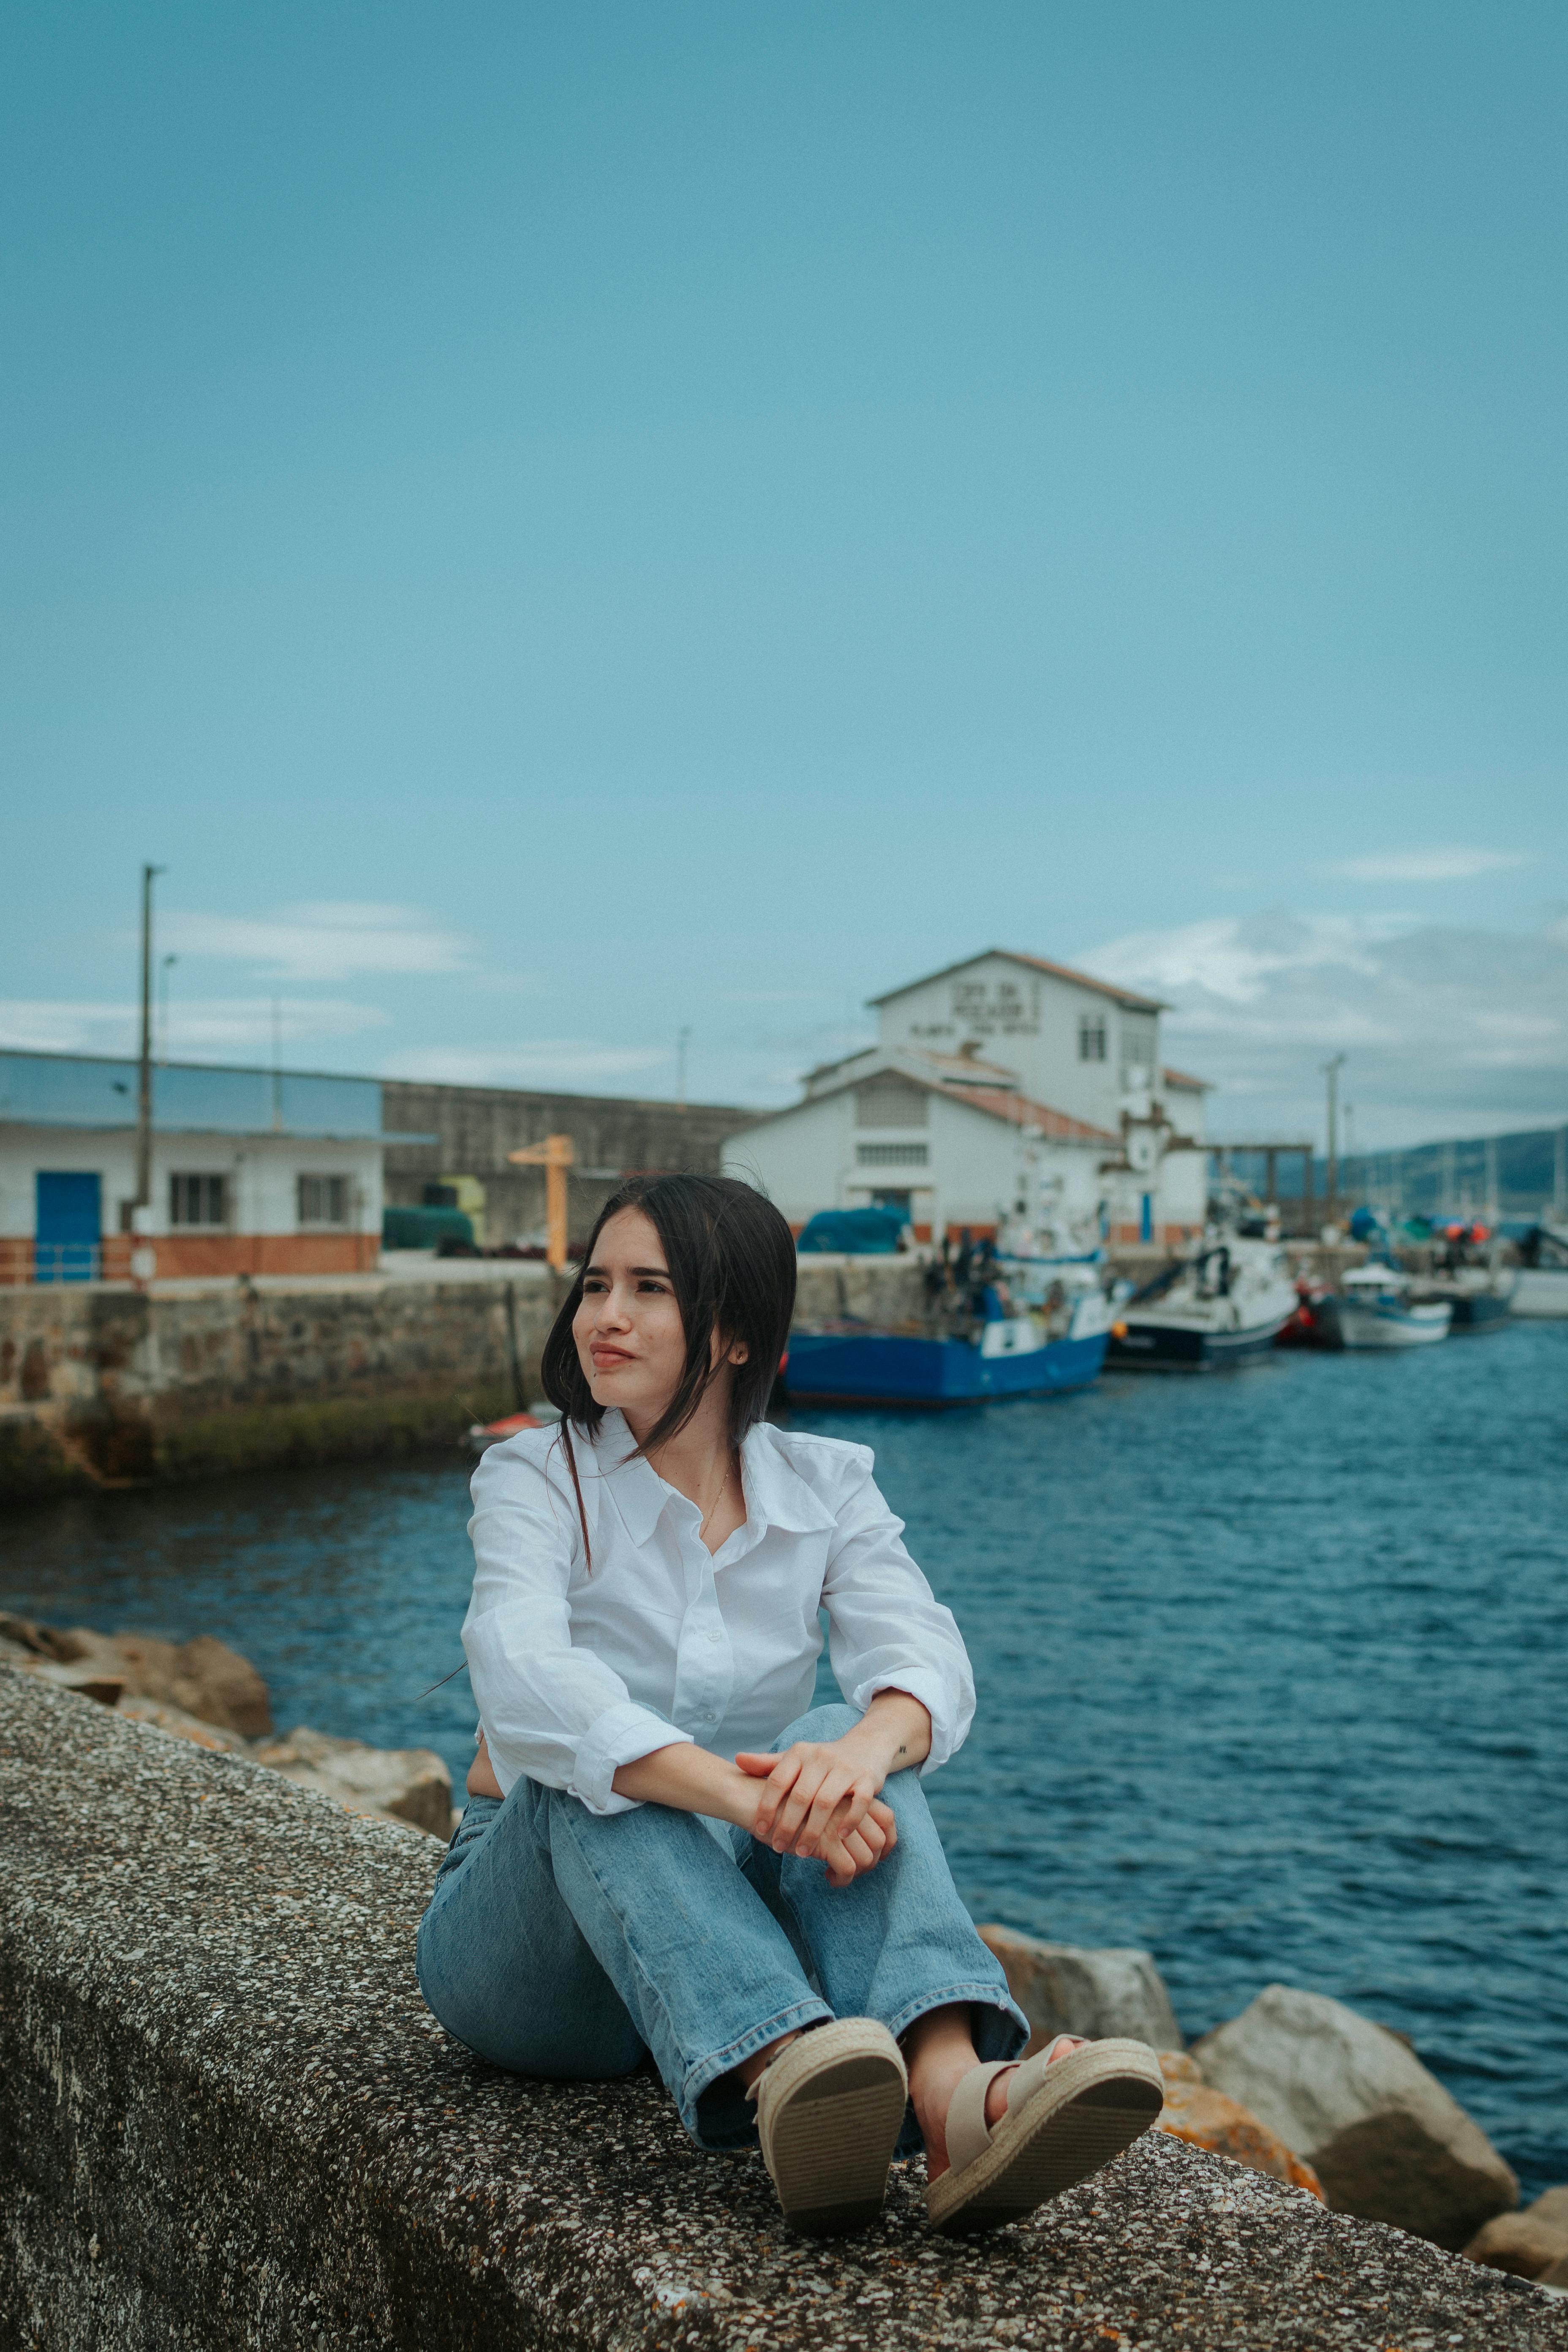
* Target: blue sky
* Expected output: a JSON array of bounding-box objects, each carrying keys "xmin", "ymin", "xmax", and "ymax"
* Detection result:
[{"xmin": 3, "ymin": 2, "xmax": 1565, "ymax": 1147}]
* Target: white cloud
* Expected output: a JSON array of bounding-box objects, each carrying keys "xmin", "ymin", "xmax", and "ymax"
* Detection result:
[
  {"xmin": 161, "ymin": 902, "xmax": 474, "ymax": 982},
  {"xmin": 0, "ymin": 997, "xmax": 389, "ymax": 1058},
  {"xmin": 1325, "ymin": 847, "xmax": 1530, "ymax": 885},
  {"xmin": 0, "ymin": 1001, "xmax": 136, "ymax": 1054},
  {"xmin": 382, "ymin": 1042, "xmax": 672, "ymax": 1087},
  {"xmin": 1081, "ymin": 913, "xmax": 1568, "ymax": 1146}
]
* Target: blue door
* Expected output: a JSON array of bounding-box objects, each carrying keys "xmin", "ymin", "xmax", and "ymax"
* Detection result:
[{"xmin": 35, "ymin": 1171, "xmax": 101, "ymax": 1282}]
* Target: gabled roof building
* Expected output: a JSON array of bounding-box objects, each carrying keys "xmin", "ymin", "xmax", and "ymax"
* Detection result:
[{"xmin": 724, "ymin": 949, "xmax": 1211, "ymax": 1246}]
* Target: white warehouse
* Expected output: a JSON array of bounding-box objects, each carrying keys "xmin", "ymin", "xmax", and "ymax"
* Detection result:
[{"xmin": 724, "ymin": 947, "xmax": 1210, "ymax": 1246}]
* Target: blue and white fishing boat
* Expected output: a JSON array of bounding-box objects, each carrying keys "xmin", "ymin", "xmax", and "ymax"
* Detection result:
[
  {"xmin": 783, "ymin": 1254, "xmax": 1113, "ymax": 1407},
  {"xmin": 1335, "ymin": 1263, "xmax": 1452, "ymax": 1349}
]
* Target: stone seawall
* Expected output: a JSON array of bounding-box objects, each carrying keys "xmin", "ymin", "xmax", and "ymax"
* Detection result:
[
  {"xmin": 4, "ymin": 1670, "xmax": 1563, "ymax": 2352},
  {"xmin": 0, "ymin": 1258, "xmax": 929, "ymax": 1497}
]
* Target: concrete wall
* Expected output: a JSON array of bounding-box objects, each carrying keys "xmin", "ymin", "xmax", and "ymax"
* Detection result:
[
  {"xmin": 0, "ymin": 1268, "xmax": 565, "ymax": 1493},
  {"xmin": 1, "ymin": 1671, "xmax": 1543, "ymax": 2352},
  {"xmin": 381, "ymin": 1079, "xmax": 753, "ymax": 1248},
  {"xmin": 0, "ymin": 1257, "xmax": 929, "ymax": 1495}
]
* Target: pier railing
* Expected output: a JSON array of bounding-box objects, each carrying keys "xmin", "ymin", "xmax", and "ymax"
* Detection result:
[{"xmin": 0, "ymin": 1238, "xmax": 136, "ymax": 1287}]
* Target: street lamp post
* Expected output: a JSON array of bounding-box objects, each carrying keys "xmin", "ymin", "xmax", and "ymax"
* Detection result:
[{"xmin": 1321, "ymin": 1054, "xmax": 1346, "ymax": 1222}]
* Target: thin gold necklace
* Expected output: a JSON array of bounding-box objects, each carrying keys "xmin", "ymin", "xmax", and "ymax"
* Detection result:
[{"xmin": 695, "ymin": 1448, "xmax": 739, "ymax": 1546}]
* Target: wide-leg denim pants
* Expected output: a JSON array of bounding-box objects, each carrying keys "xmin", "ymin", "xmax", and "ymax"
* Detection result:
[{"xmin": 415, "ymin": 1702, "xmax": 1028, "ymax": 2151}]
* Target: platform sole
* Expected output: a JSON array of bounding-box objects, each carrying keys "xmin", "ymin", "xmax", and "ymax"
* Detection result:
[
  {"xmin": 758, "ymin": 2023, "xmax": 909, "ymax": 2236},
  {"xmin": 926, "ymin": 2039, "xmax": 1164, "ymax": 2236}
]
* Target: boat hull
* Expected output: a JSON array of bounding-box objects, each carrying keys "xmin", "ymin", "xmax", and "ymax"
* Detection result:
[
  {"xmin": 782, "ymin": 1328, "xmax": 1108, "ymax": 1407},
  {"xmin": 1429, "ymin": 1288, "xmax": 1513, "ymax": 1334},
  {"xmin": 1337, "ymin": 1299, "xmax": 1451, "ymax": 1349},
  {"xmin": 1511, "ymin": 1267, "xmax": 1568, "ymax": 1319},
  {"xmin": 1105, "ymin": 1314, "xmax": 1289, "ymax": 1371}
]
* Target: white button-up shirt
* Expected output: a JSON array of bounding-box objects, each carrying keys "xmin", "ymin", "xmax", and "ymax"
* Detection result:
[{"xmin": 463, "ymin": 1409, "xmax": 975, "ymax": 1815}]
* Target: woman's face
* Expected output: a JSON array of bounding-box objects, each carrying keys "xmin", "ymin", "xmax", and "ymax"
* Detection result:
[{"xmin": 573, "ymin": 1207, "xmax": 691, "ymax": 1424}]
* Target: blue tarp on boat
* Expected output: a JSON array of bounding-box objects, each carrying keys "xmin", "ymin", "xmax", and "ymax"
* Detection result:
[{"xmin": 795, "ymin": 1207, "xmax": 907, "ymax": 1255}]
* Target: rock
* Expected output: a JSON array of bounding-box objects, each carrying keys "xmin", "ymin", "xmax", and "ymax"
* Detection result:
[
  {"xmin": 53, "ymin": 1627, "xmax": 273, "ymax": 1737},
  {"xmin": 253, "ymin": 1725, "xmax": 452, "ymax": 1837},
  {"xmin": 1, "ymin": 1612, "xmax": 272, "ymax": 1737},
  {"xmin": 1463, "ymin": 2209, "xmax": 1568, "ymax": 2280},
  {"xmin": 977, "ymin": 1922, "xmax": 1184, "ymax": 2053},
  {"xmin": 1530, "ymin": 2187, "xmax": 1568, "ymax": 2234},
  {"xmin": 1157, "ymin": 2051, "xmax": 1324, "ymax": 2199},
  {"xmin": 116, "ymin": 1695, "xmax": 253, "ymax": 1754},
  {"xmin": 1193, "ymin": 1984, "xmax": 1519, "ymax": 2249},
  {"xmin": 5, "ymin": 1658, "xmax": 126, "ymax": 1707},
  {"xmin": 1543, "ymin": 2253, "xmax": 1568, "ymax": 2290}
]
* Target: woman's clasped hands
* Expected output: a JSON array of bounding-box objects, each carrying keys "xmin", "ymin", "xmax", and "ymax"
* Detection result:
[{"xmin": 737, "ymin": 1690, "xmax": 930, "ymax": 1888}]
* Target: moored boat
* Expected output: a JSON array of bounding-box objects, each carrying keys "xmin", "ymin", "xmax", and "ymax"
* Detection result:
[
  {"xmin": 1274, "ymin": 1274, "xmax": 1344, "ymax": 1351},
  {"xmin": 1105, "ymin": 1235, "xmax": 1297, "ymax": 1371},
  {"xmin": 1335, "ymin": 1265, "xmax": 1451, "ymax": 1349},
  {"xmin": 783, "ymin": 1255, "xmax": 1113, "ymax": 1407},
  {"xmin": 1506, "ymin": 1224, "xmax": 1568, "ymax": 1319},
  {"xmin": 1408, "ymin": 1264, "xmax": 1515, "ymax": 1335}
]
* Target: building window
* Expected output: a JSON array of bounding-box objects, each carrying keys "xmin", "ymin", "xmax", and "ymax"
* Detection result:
[
  {"xmin": 1078, "ymin": 1015, "xmax": 1107, "ymax": 1062},
  {"xmin": 1120, "ymin": 1018, "xmax": 1157, "ymax": 1083},
  {"xmin": 297, "ymin": 1174, "xmax": 351, "ymax": 1228},
  {"xmin": 169, "ymin": 1173, "xmax": 228, "ymax": 1228},
  {"xmin": 854, "ymin": 1073, "xmax": 929, "ymax": 1127},
  {"xmin": 855, "ymin": 1142, "xmax": 929, "ymax": 1168}
]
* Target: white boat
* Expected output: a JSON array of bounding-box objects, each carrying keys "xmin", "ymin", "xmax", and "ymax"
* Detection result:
[
  {"xmin": 1336, "ymin": 1264, "xmax": 1452, "ymax": 1349},
  {"xmin": 1511, "ymin": 1224, "xmax": 1568, "ymax": 1319},
  {"xmin": 1106, "ymin": 1234, "xmax": 1298, "ymax": 1370}
]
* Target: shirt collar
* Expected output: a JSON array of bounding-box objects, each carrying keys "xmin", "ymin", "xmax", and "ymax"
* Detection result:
[
  {"xmin": 588, "ymin": 1410, "xmax": 838, "ymax": 1546},
  {"xmin": 589, "ymin": 1410, "xmax": 669, "ymax": 1548}
]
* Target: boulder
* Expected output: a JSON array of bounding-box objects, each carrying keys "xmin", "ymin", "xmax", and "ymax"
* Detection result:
[
  {"xmin": 1192, "ymin": 1984, "xmax": 1518, "ymax": 2249},
  {"xmin": 977, "ymin": 1923, "xmax": 1184, "ymax": 2053},
  {"xmin": 1462, "ymin": 2208, "xmax": 1568, "ymax": 2280},
  {"xmin": 1529, "ymin": 2186, "xmax": 1568, "ymax": 2234},
  {"xmin": 1156, "ymin": 2052, "xmax": 1323, "ymax": 2199},
  {"xmin": 4, "ymin": 1657, "xmax": 126, "ymax": 1707},
  {"xmin": 117, "ymin": 1695, "xmax": 253, "ymax": 1754},
  {"xmin": 253, "ymin": 1725, "xmax": 452, "ymax": 1838},
  {"xmin": 0, "ymin": 1613, "xmax": 272, "ymax": 1737}
]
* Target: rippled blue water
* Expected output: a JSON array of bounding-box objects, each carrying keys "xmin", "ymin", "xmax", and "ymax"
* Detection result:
[{"xmin": 5, "ymin": 1323, "xmax": 1566, "ymax": 2192}]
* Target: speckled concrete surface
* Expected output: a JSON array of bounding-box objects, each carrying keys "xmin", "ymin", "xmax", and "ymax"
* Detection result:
[{"xmin": 3, "ymin": 1670, "xmax": 1565, "ymax": 2352}]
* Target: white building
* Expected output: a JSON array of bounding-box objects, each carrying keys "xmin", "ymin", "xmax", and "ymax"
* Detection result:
[
  {"xmin": 724, "ymin": 948, "xmax": 1211, "ymax": 1245},
  {"xmin": 0, "ymin": 1050, "xmax": 417, "ymax": 1284}
]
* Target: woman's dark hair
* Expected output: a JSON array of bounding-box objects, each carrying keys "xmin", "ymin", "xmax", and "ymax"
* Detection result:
[{"xmin": 539, "ymin": 1173, "xmax": 797, "ymax": 1565}]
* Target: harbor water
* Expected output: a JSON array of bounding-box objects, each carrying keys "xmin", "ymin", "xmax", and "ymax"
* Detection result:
[{"xmin": 4, "ymin": 1321, "xmax": 1566, "ymax": 2195}]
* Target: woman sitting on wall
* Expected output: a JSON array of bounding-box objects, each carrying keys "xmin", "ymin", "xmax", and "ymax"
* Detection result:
[{"xmin": 416, "ymin": 1172, "xmax": 1162, "ymax": 2235}]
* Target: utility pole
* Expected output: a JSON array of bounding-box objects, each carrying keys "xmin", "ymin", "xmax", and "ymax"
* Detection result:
[
  {"xmin": 134, "ymin": 864, "xmax": 165, "ymax": 1212},
  {"xmin": 270, "ymin": 998, "xmax": 284, "ymax": 1130},
  {"xmin": 158, "ymin": 954, "xmax": 177, "ymax": 1064},
  {"xmin": 1321, "ymin": 1054, "xmax": 1345, "ymax": 1221},
  {"xmin": 675, "ymin": 1026, "xmax": 691, "ymax": 1113}
]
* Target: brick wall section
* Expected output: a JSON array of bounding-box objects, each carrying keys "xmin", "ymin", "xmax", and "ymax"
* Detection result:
[{"xmin": 379, "ymin": 1080, "xmax": 756, "ymax": 1244}]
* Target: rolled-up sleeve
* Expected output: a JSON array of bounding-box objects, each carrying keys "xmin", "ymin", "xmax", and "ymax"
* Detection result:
[
  {"xmin": 821, "ymin": 1451, "xmax": 975, "ymax": 1774},
  {"xmin": 463, "ymin": 1440, "xmax": 691, "ymax": 1813}
]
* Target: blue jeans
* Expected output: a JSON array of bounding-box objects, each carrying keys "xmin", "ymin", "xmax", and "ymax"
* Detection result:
[{"xmin": 415, "ymin": 1703, "xmax": 1028, "ymax": 2151}]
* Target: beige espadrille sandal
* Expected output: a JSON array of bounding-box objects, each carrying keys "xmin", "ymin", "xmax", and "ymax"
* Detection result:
[
  {"xmin": 925, "ymin": 2034, "xmax": 1164, "ymax": 2235},
  {"xmin": 749, "ymin": 2020, "xmax": 909, "ymax": 2235}
]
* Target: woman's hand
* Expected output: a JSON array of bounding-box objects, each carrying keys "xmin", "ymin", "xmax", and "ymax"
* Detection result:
[{"xmin": 735, "ymin": 1689, "xmax": 932, "ymax": 1884}]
